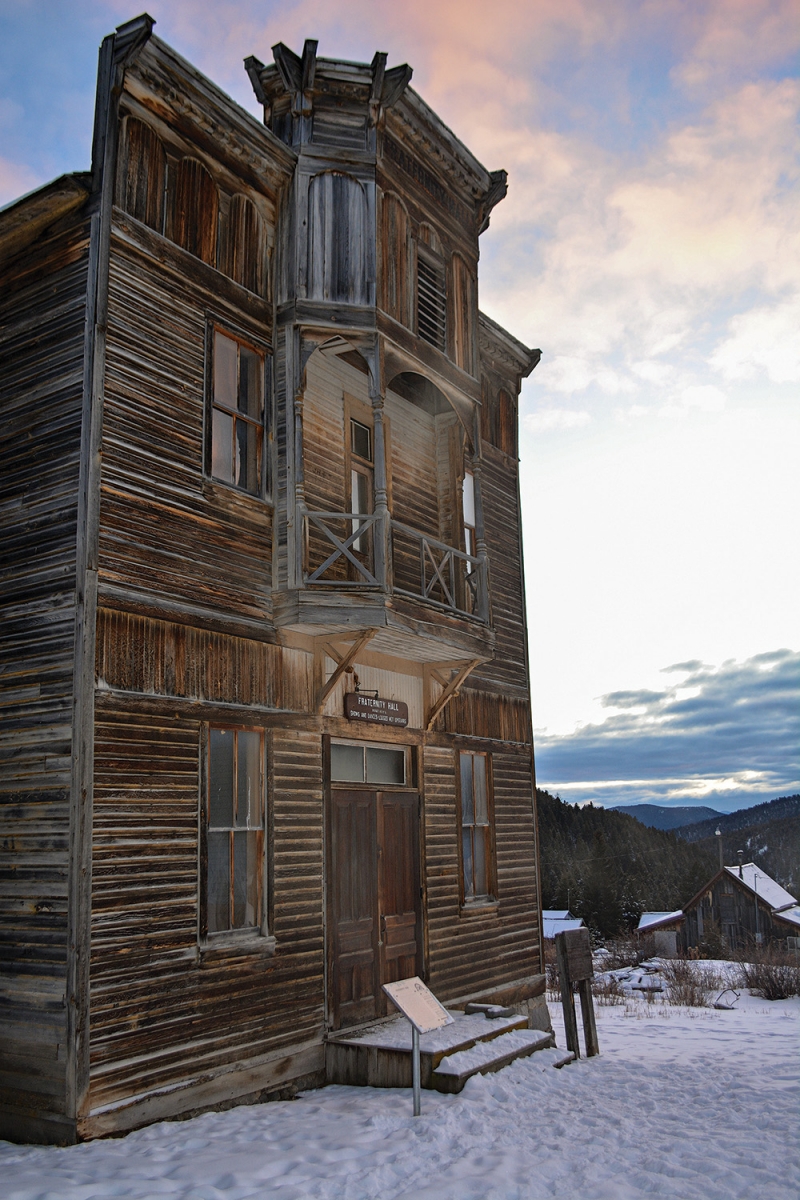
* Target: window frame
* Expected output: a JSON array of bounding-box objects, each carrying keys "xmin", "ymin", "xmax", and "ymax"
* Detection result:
[
  {"xmin": 205, "ymin": 320, "xmax": 273, "ymax": 501},
  {"xmin": 343, "ymin": 395, "xmax": 377, "ymax": 567},
  {"xmin": 456, "ymin": 749, "xmax": 497, "ymax": 908},
  {"xmin": 329, "ymin": 738, "xmax": 414, "ymax": 790},
  {"xmin": 199, "ymin": 724, "xmax": 272, "ymax": 948}
]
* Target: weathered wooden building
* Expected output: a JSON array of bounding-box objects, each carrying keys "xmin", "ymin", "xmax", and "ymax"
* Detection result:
[
  {"xmin": 682, "ymin": 864, "xmax": 799, "ymax": 953},
  {"xmin": 0, "ymin": 15, "xmax": 545, "ymax": 1144}
]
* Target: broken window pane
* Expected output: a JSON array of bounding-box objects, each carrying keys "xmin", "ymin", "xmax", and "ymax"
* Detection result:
[{"xmin": 239, "ymin": 346, "xmax": 262, "ymax": 419}]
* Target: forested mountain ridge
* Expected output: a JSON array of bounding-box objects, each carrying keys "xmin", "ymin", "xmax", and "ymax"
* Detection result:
[
  {"xmin": 674, "ymin": 794, "xmax": 800, "ymax": 898},
  {"xmin": 536, "ymin": 791, "xmax": 717, "ymax": 939},
  {"xmin": 673, "ymin": 794, "xmax": 800, "ymax": 841}
]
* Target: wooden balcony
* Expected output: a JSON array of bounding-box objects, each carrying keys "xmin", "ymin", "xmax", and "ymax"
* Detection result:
[{"xmin": 271, "ymin": 508, "xmax": 494, "ymax": 663}]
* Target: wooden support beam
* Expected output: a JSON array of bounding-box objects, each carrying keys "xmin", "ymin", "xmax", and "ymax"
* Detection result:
[
  {"xmin": 425, "ymin": 658, "xmax": 482, "ymax": 730},
  {"xmin": 315, "ymin": 629, "xmax": 376, "ymax": 713}
]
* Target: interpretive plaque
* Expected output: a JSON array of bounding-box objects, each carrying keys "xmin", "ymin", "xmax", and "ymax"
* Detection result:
[
  {"xmin": 344, "ymin": 693, "xmax": 409, "ymax": 728},
  {"xmin": 382, "ymin": 976, "xmax": 454, "ymax": 1035}
]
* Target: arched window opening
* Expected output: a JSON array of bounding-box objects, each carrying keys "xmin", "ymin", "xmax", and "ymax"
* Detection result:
[
  {"xmin": 381, "ymin": 193, "xmax": 410, "ymax": 327},
  {"xmin": 118, "ymin": 116, "xmax": 166, "ymax": 233},
  {"xmin": 172, "ymin": 157, "xmax": 219, "ymax": 266},
  {"xmin": 308, "ymin": 171, "xmax": 368, "ymax": 304},
  {"xmin": 451, "ymin": 253, "xmax": 475, "ymax": 374},
  {"xmin": 225, "ymin": 194, "xmax": 265, "ymax": 295}
]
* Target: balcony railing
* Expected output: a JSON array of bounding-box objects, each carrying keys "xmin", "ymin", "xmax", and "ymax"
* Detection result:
[{"xmin": 301, "ymin": 508, "xmax": 488, "ymax": 622}]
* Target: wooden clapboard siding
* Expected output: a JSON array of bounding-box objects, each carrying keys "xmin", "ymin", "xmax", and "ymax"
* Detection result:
[
  {"xmin": 99, "ymin": 223, "xmax": 273, "ymax": 620},
  {"xmin": 472, "ymin": 442, "xmax": 529, "ymax": 691},
  {"xmin": 87, "ymin": 708, "xmax": 325, "ymax": 1115},
  {"xmin": 0, "ymin": 216, "xmax": 90, "ymax": 1139},
  {"xmin": 437, "ymin": 689, "xmax": 531, "ymax": 745},
  {"xmin": 423, "ymin": 746, "xmax": 540, "ymax": 1001}
]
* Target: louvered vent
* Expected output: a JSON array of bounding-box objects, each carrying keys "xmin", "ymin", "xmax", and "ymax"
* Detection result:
[{"xmin": 417, "ymin": 252, "xmax": 446, "ymax": 351}]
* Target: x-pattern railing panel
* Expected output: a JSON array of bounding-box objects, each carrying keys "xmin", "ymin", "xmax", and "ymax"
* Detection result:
[{"xmin": 305, "ymin": 510, "xmax": 379, "ymax": 585}]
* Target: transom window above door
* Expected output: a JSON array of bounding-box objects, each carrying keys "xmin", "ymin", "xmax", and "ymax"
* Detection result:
[{"xmin": 331, "ymin": 741, "xmax": 406, "ymax": 785}]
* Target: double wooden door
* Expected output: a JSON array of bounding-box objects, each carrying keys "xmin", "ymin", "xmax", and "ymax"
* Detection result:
[{"xmin": 328, "ymin": 789, "xmax": 421, "ymax": 1030}]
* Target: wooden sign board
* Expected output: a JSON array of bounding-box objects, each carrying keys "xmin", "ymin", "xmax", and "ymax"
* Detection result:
[
  {"xmin": 382, "ymin": 977, "xmax": 454, "ymax": 1034},
  {"xmin": 344, "ymin": 693, "xmax": 409, "ymax": 727},
  {"xmin": 556, "ymin": 927, "xmax": 593, "ymax": 982}
]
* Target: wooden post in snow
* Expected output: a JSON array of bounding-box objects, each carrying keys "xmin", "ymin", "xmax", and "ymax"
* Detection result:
[{"xmin": 555, "ymin": 927, "xmax": 599, "ymax": 1058}]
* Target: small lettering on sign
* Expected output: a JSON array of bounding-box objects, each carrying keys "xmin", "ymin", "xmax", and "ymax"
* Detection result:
[
  {"xmin": 344, "ymin": 693, "xmax": 409, "ymax": 727},
  {"xmin": 382, "ymin": 977, "xmax": 454, "ymax": 1034}
]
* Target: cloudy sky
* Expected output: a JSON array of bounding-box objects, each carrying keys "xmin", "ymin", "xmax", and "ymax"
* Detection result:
[{"xmin": 2, "ymin": 0, "xmax": 798, "ymax": 812}]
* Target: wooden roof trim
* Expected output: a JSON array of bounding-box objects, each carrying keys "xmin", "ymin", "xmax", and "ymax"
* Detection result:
[
  {"xmin": 0, "ymin": 172, "xmax": 91, "ymax": 266},
  {"xmin": 479, "ymin": 311, "xmax": 541, "ymax": 378},
  {"xmin": 126, "ymin": 34, "xmax": 296, "ymax": 191}
]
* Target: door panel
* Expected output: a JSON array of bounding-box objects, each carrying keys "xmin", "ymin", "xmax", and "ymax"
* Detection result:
[
  {"xmin": 329, "ymin": 787, "xmax": 422, "ymax": 1029},
  {"xmin": 377, "ymin": 792, "xmax": 422, "ymax": 998},
  {"xmin": 330, "ymin": 791, "xmax": 378, "ymax": 1029}
]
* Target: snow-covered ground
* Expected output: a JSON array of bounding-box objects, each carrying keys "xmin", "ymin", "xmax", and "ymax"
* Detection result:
[{"xmin": 2, "ymin": 983, "xmax": 798, "ymax": 1200}]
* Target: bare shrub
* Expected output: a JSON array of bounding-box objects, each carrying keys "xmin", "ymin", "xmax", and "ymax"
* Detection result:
[
  {"xmin": 591, "ymin": 975, "xmax": 625, "ymax": 1006},
  {"xmin": 661, "ymin": 958, "xmax": 710, "ymax": 1007},
  {"xmin": 603, "ymin": 934, "xmax": 655, "ymax": 970},
  {"xmin": 738, "ymin": 945, "xmax": 800, "ymax": 1001}
]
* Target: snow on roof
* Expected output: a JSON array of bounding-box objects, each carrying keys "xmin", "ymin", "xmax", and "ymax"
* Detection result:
[
  {"xmin": 637, "ymin": 911, "xmax": 683, "ymax": 932},
  {"xmin": 542, "ymin": 916, "xmax": 584, "ymax": 939},
  {"xmin": 724, "ymin": 864, "xmax": 797, "ymax": 912},
  {"xmin": 541, "ymin": 910, "xmax": 572, "ymax": 921},
  {"xmin": 773, "ymin": 905, "xmax": 800, "ymax": 931}
]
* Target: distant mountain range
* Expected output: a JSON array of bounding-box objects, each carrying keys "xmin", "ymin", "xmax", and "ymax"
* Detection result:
[{"xmin": 609, "ymin": 803, "xmax": 722, "ymax": 831}]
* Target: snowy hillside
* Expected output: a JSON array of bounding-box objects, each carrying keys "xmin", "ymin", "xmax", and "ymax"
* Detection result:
[{"xmin": 1, "ymin": 968, "xmax": 797, "ymax": 1199}]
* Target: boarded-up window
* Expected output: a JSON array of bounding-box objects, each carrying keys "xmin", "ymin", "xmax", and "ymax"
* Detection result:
[
  {"xmin": 381, "ymin": 193, "xmax": 410, "ymax": 326},
  {"xmin": 118, "ymin": 116, "xmax": 166, "ymax": 232},
  {"xmin": 452, "ymin": 253, "xmax": 474, "ymax": 374},
  {"xmin": 223, "ymin": 194, "xmax": 265, "ymax": 295},
  {"xmin": 308, "ymin": 171, "xmax": 368, "ymax": 303},
  {"xmin": 497, "ymin": 389, "xmax": 516, "ymax": 457},
  {"xmin": 172, "ymin": 157, "xmax": 218, "ymax": 265},
  {"xmin": 204, "ymin": 727, "xmax": 265, "ymax": 936}
]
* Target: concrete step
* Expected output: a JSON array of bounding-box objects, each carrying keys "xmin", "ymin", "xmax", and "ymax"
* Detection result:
[{"xmin": 431, "ymin": 1028, "xmax": 554, "ymax": 1093}]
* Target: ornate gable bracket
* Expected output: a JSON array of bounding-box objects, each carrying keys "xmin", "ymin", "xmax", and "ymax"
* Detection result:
[
  {"xmin": 272, "ymin": 39, "xmax": 318, "ymax": 117},
  {"xmin": 478, "ymin": 170, "xmax": 508, "ymax": 234},
  {"xmin": 424, "ymin": 659, "xmax": 483, "ymax": 730}
]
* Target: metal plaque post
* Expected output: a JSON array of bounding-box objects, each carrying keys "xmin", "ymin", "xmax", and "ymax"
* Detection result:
[
  {"xmin": 411, "ymin": 1024, "xmax": 421, "ymax": 1116},
  {"xmin": 383, "ymin": 976, "xmax": 454, "ymax": 1117}
]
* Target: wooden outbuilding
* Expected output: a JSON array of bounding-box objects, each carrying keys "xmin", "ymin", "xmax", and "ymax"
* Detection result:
[
  {"xmin": 682, "ymin": 864, "xmax": 798, "ymax": 954},
  {"xmin": 0, "ymin": 16, "xmax": 546, "ymax": 1143}
]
